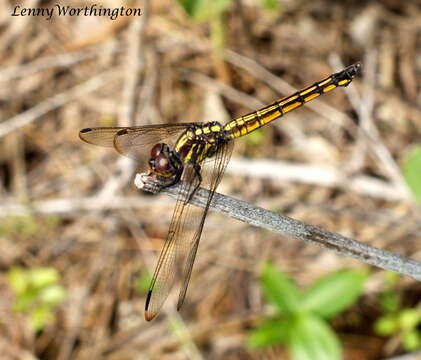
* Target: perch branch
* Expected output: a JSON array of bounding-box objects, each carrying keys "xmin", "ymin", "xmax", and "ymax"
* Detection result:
[{"xmin": 135, "ymin": 174, "xmax": 421, "ymax": 282}]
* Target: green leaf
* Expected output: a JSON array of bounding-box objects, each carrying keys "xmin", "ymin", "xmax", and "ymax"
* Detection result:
[
  {"xmin": 402, "ymin": 145, "xmax": 421, "ymax": 202},
  {"xmin": 177, "ymin": 0, "xmax": 205, "ymax": 18},
  {"xmin": 13, "ymin": 292, "xmax": 37, "ymax": 313},
  {"xmin": 245, "ymin": 129, "xmax": 265, "ymax": 146},
  {"xmin": 0, "ymin": 215, "xmax": 38, "ymax": 236},
  {"xmin": 7, "ymin": 267, "xmax": 29, "ymax": 295},
  {"xmin": 214, "ymin": 0, "xmax": 231, "ymax": 14},
  {"xmin": 178, "ymin": 0, "xmax": 231, "ymax": 21},
  {"xmin": 379, "ymin": 291, "xmax": 400, "ymax": 313},
  {"xmin": 136, "ymin": 272, "xmax": 152, "ymax": 294},
  {"xmin": 402, "ymin": 330, "xmax": 421, "ymax": 351},
  {"xmin": 39, "ymin": 285, "xmax": 67, "ymax": 306},
  {"xmin": 30, "ymin": 267, "xmax": 59, "ymax": 289},
  {"xmin": 301, "ymin": 270, "xmax": 367, "ymax": 319},
  {"xmin": 261, "ymin": 0, "xmax": 279, "ymax": 11},
  {"xmin": 374, "ymin": 315, "xmax": 399, "ymax": 336},
  {"xmin": 261, "ymin": 263, "xmax": 300, "ymax": 314},
  {"xmin": 29, "ymin": 305, "xmax": 54, "ymax": 332},
  {"xmin": 398, "ymin": 308, "xmax": 421, "ymax": 330},
  {"xmin": 247, "ymin": 319, "xmax": 290, "ymax": 348},
  {"xmin": 288, "ymin": 315, "xmax": 342, "ymax": 360},
  {"xmin": 168, "ymin": 318, "xmax": 184, "ymax": 335},
  {"xmin": 385, "ymin": 271, "xmax": 399, "ymax": 286}
]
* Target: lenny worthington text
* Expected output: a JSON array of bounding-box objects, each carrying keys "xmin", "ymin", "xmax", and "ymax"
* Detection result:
[{"xmin": 12, "ymin": 4, "xmax": 142, "ymax": 21}]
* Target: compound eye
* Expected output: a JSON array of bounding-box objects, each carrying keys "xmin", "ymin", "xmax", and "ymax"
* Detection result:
[
  {"xmin": 150, "ymin": 143, "xmax": 163, "ymax": 158},
  {"xmin": 155, "ymin": 154, "xmax": 170, "ymax": 172}
]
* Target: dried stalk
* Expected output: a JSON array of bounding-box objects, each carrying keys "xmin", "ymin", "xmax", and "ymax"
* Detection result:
[{"xmin": 136, "ymin": 174, "xmax": 421, "ymax": 282}]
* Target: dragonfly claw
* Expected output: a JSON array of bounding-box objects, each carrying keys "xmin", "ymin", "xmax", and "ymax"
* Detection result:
[{"xmin": 134, "ymin": 172, "xmax": 163, "ymax": 194}]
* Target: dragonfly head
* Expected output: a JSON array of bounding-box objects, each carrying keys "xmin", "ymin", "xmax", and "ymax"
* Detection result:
[{"xmin": 148, "ymin": 143, "xmax": 182, "ymax": 182}]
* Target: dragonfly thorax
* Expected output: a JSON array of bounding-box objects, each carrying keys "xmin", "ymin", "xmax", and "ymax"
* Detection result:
[{"xmin": 174, "ymin": 122, "xmax": 227, "ymax": 164}]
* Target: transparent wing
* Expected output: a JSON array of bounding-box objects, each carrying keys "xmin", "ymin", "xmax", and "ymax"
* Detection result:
[
  {"xmin": 144, "ymin": 140, "xmax": 234, "ymax": 321},
  {"xmin": 144, "ymin": 165, "xmax": 201, "ymax": 321},
  {"xmin": 177, "ymin": 140, "xmax": 234, "ymax": 310},
  {"xmin": 79, "ymin": 127, "xmax": 127, "ymax": 147},
  {"xmin": 79, "ymin": 123, "xmax": 196, "ymax": 168}
]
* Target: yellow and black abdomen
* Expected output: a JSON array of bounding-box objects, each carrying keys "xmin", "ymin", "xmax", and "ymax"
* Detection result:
[{"xmin": 224, "ymin": 62, "xmax": 361, "ymax": 139}]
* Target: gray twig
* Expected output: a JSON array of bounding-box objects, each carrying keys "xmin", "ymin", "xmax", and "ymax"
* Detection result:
[{"xmin": 135, "ymin": 174, "xmax": 421, "ymax": 282}]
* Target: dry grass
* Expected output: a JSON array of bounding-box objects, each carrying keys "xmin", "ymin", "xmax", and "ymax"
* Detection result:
[{"xmin": 0, "ymin": 0, "xmax": 420, "ymax": 359}]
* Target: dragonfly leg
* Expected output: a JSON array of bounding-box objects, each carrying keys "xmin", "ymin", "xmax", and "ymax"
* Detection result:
[{"xmin": 187, "ymin": 164, "xmax": 202, "ymax": 203}]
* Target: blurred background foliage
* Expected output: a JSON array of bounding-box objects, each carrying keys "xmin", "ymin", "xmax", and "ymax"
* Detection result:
[
  {"xmin": 248, "ymin": 264, "xmax": 367, "ymax": 359},
  {"xmin": 7, "ymin": 266, "xmax": 67, "ymax": 332},
  {"xmin": 0, "ymin": 0, "xmax": 420, "ymax": 359}
]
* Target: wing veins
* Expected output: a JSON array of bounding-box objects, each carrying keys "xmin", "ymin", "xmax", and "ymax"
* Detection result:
[
  {"xmin": 144, "ymin": 168, "xmax": 200, "ymax": 321},
  {"xmin": 177, "ymin": 140, "xmax": 234, "ymax": 310}
]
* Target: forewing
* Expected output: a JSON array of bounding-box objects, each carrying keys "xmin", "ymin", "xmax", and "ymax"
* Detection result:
[
  {"xmin": 112, "ymin": 124, "xmax": 195, "ymax": 160},
  {"xmin": 177, "ymin": 140, "xmax": 234, "ymax": 311},
  {"xmin": 144, "ymin": 164, "xmax": 201, "ymax": 321},
  {"xmin": 79, "ymin": 127, "xmax": 127, "ymax": 147},
  {"xmin": 79, "ymin": 124, "xmax": 195, "ymax": 168}
]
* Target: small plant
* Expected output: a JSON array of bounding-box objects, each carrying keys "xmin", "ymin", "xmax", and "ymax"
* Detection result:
[
  {"xmin": 245, "ymin": 128, "xmax": 266, "ymax": 147},
  {"xmin": 135, "ymin": 271, "xmax": 152, "ymax": 295},
  {"xmin": 402, "ymin": 144, "xmax": 421, "ymax": 202},
  {"xmin": 176, "ymin": 0, "xmax": 279, "ymax": 82},
  {"xmin": 248, "ymin": 263, "xmax": 367, "ymax": 360},
  {"xmin": 0, "ymin": 214, "xmax": 38, "ymax": 236},
  {"xmin": 177, "ymin": 0, "xmax": 278, "ymax": 19},
  {"xmin": 7, "ymin": 266, "xmax": 67, "ymax": 331},
  {"xmin": 0, "ymin": 214, "xmax": 59, "ymax": 236},
  {"xmin": 374, "ymin": 272, "xmax": 421, "ymax": 352},
  {"xmin": 261, "ymin": 0, "xmax": 279, "ymax": 11}
]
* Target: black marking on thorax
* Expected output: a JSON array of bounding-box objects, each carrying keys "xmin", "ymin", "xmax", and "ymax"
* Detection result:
[{"xmin": 174, "ymin": 122, "xmax": 226, "ymax": 164}]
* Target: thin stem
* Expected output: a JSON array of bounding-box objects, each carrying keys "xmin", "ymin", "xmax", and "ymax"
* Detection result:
[{"xmin": 135, "ymin": 174, "xmax": 421, "ymax": 282}]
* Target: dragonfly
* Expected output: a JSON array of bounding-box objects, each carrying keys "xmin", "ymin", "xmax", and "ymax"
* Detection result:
[{"xmin": 79, "ymin": 62, "xmax": 361, "ymax": 320}]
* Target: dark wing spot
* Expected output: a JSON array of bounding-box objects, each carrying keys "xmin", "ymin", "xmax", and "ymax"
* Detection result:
[{"xmin": 116, "ymin": 129, "xmax": 128, "ymax": 136}]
